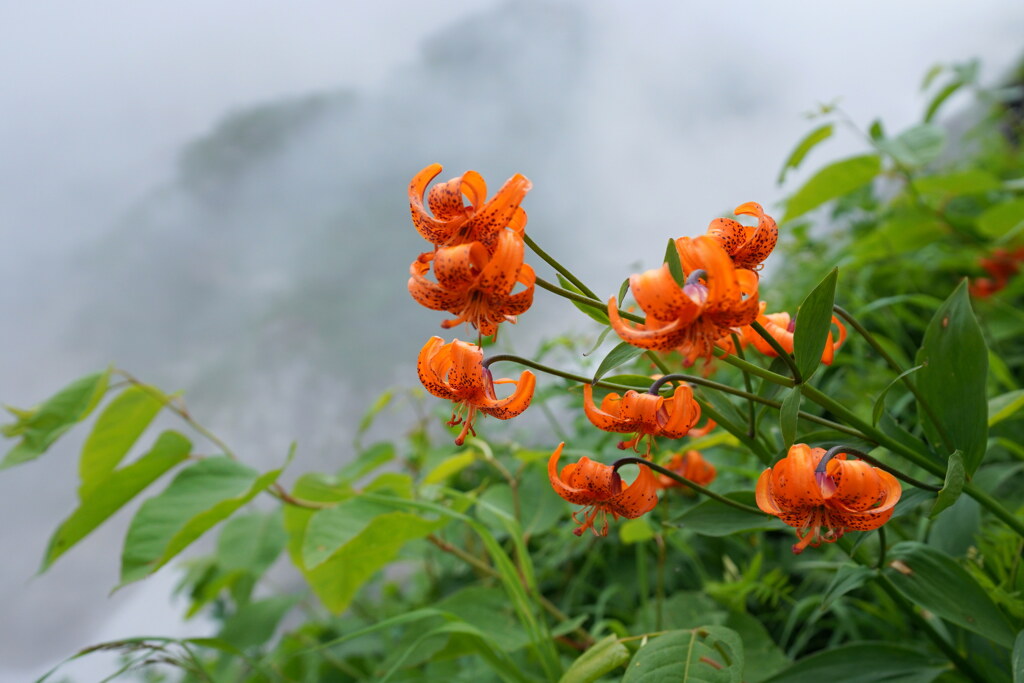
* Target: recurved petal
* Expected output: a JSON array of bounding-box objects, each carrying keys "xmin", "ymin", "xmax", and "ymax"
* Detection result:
[
  {"xmin": 829, "ymin": 459, "xmax": 902, "ymax": 515},
  {"xmin": 608, "ymin": 298, "xmax": 689, "ymax": 351},
  {"xmin": 771, "ymin": 444, "xmax": 827, "ymax": 509},
  {"xmin": 427, "ymin": 175, "xmax": 469, "ymax": 221},
  {"xmin": 409, "ymin": 164, "xmax": 459, "ymax": 245},
  {"xmin": 630, "ymin": 266, "xmax": 701, "ymax": 322},
  {"xmin": 477, "ymin": 230, "xmax": 525, "ymax": 296},
  {"xmin": 434, "ymin": 242, "xmax": 487, "ymax": 291},
  {"xmin": 549, "ymin": 444, "xmax": 620, "ymax": 505},
  {"xmin": 583, "ymin": 384, "xmax": 633, "ymax": 433},
  {"xmin": 479, "ymin": 370, "xmax": 535, "ymax": 419},
  {"xmin": 463, "ymin": 173, "xmax": 532, "ymax": 253},
  {"xmin": 708, "ymin": 267, "xmax": 761, "ymax": 328},
  {"xmin": 496, "ymin": 264, "xmax": 536, "ymax": 316},
  {"xmin": 755, "ymin": 468, "xmax": 784, "ymax": 515},
  {"xmin": 706, "ymin": 217, "xmax": 751, "ymax": 258},
  {"xmin": 607, "ymin": 464, "xmax": 659, "ymax": 519},
  {"xmin": 417, "ymin": 337, "xmax": 456, "ymax": 400},
  {"xmin": 446, "ymin": 340, "xmax": 487, "ymax": 397},
  {"xmin": 618, "ymin": 391, "xmax": 663, "ymax": 433},
  {"xmin": 676, "ymin": 236, "xmax": 741, "ymax": 310},
  {"xmin": 658, "ymin": 384, "xmax": 701, "ymax": 438},
  {"xmin": 460, "ymin": 170, "xmax": 487, "ymax": 211},
  {"xmin": 731, "ymin": 201, "xmax": 778, "ymax": 270},
  {"xmin": 408, "ymin": 255, "xmax": 467, "ymax": 312}
]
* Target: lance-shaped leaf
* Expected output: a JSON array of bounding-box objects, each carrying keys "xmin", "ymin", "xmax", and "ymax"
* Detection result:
[
  {"xmin": 1, "ymin": 368, "xmax": 111, "ymax": 470},
  {"xmin": 78, "ymin": 384, "xmax": 167, "ymax": 499},
  {"xmin": 783, "ymin": 155, "xmax": 881, "ymax": 222},
  {"xmin": 780, "ymin": 387, "xmax": 801, "ymax": 449},
  {"xmin": 792, "ymin": 268, "xmax": 838, "ymax": 380},
  {"xmin": 764, "ymin": 642, "xmax": 944, "ymax": 683},
  {"xmin": 777, "ymin": 123, "xmax": 834, "ymax": 185},
  {"xmin": 884, "ymin": 541, "xmax": 1016, "ymax": 648},
  {"xmin": 43, "ymin": 431, "xmax": 191, "ymax": 571},
  {"xmin": 557, "ymin": 274, "xmax": 608, "ymax": 324},
  {"xmin": 120, "ymin": 456, "xmax": 283, "ymax": 585},
  {"xmin": 593, "ymin": 341, "xmax": 646, "ymax": 383},
  {"xmin": 560, "ymin": 634, "xmax": 630, "ymax": 683},
  {"xmin": 915, "ymin": 281, "xmax": 988, "ymax": 474}
]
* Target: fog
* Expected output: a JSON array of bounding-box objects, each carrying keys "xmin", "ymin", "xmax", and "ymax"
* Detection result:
[{"xmin": 1, "ymin": 1, "xmax": 1021, "ymax": 679}]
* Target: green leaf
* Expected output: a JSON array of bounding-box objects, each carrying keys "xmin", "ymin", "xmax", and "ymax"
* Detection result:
[
  {"xmin": 593, "ymin": 342, "xmax": 646, "ymax": 384},
  {"xmin": 356, "ymin": 389, "xmax": 393, "ymax": 441},
  {"xmin": 623, "ymin": 626, "xmax": 744, "ymax": 683},
  {"xmin": 779, "ymin": 388, "xmax": 800, "ymax": 450},
  {"xmin": 994, "ymin": 391, "xmax": 1024, "ymax": 427},
  {"xmin": 1, "ymin": 368, "xmax": 111, "ymax": 470},
  {"xmin": 423, "ymin": 451, "xmax": 477, "ymax": 484},
  {"xmin": 617, "ymin": 278, "xmax": 631, "ymax": 306},
  {"xmin": 777, "ymin": 123, "xmax": 834, "ymax": 184},
  {"xmin": 915, "ymin": 281, "xmax": 988, "ymax": 474},
  {"xmin": 924, "ymin": 81, "xmax": 964, "ymax": 122},
  {"xmin": 783, "ymin": 155, "xmax": 881, "ymax": 222},
  {"xmin": 286, "ymin": 486, "xmax": 445, "ymax": 614},
  {"xmin": 120, "ymin": 457, "xmax": 283, "ymax": 585},
  {"xmin": 792, "ymin": 268, "xmax": 838, "ymax": 380},
  {"xmin": 664, "ymin": 238, "xmax": 686, "ymax": 287},
  {"xmin": 977, "ymin": 198, "xmax": 1024, "ymax": 239},
  {"xmin": 42, "ymin": 430, "xmax": 191, "ymax": 571},
  {"xmin": 763, "ymin": 642, "xmax": 944, "ymax": 683},
  {"xmin": 883, "ymin": 541, "xmax": 1016, "ymax": 648},
  {"xmin": 913, "ymin": 169, "xmax": 1001, "ymax": 197},
  {"xmin": 560, "ymin": 634, "xmax": 630, "ymax": 683},
  {"xmin": 619, "ymin": 516, "xmax": 654, "ymax": 544},
  {"xmin": 921, "ymin": 64, "xmax": 944, "ymax": 91},
  {"xmin": 1013, "ymin": 630, "xmax": 1023, "ymax": 683},
  {"xmin": 218, "ymin": 595, "xmax": 299, "ymax": 649},
  {"xmin": 819, "ymin": 564, "xmax": 876, "ymax": 611},
  {"xmin": 929, "ymin": 450, "xmax": 964, "ymax": 519},
  {"xmin": 216, "ymin": 511, "xmax": 288, "ymax": 577},
  {"xmin": 878, "ymin": 124, "xmax": 946, "ymax": 167},
  {"xmin": 871, "ymin": 365, "xmax": 924, "ymax": 426},
  {"xmin": 78, "ymin": 385, "xmax": 167, "ymax": 499},
  {"xmin": 557, "ymin": 274, "xmax": 609, "ymax": 324},
  {"xmin": 674, "ymin": 492, "xmax": 778, "ymax": 537}
]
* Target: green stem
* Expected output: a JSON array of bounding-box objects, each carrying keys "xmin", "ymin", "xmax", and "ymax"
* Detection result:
[
  {"xmin": 534, "ymin": 275, "xmax": 644, "ymax": 323},
  {"xmin": 749, "ymin": 321, "xmax": 803, "ymax": 383},
  {"xmin": 833, "ymin": 305, "xmax": 956, "ymax": 454},
  {"xmin": 613, "ymin": 456, "xmax": 767, "ymax": 516},
  {"xmin": 523, "ymin": 233, "xmax": 598, "ymax": 299},
  {"xmin": 876, "ymin": 526, "xmax": 887, "ymax": 570},
  {"xmin": 714, "ymin": 347, "xmax": 796, "ymax": 387},
  {"xmin": 731, "ymin": 333, "xmax": 757, "ymax": 438}
]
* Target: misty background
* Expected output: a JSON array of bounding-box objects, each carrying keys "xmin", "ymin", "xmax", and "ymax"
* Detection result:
[{"xmin": 2, "ymin": 1, "xmax": 1022, "ymax": 679}]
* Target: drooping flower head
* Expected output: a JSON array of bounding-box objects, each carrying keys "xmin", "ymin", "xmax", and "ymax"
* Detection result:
[
  {"xmin": 409, "ymin": 164, "xmax": 531, "ymax": 254},
  {"xmin": 548, "ymin": 443, "xmax": 659, "ymax": 536},
  {"xmin": 744, "ymin": 302, "xmax": 848, "ymax": 365},
  {"xmin": 756, "ymin": 444, "xmax": 901, "ymax": 553},
  {"xmin": 608, "ymin": 235, "xmax": 760, "ymax": 363},
  {"xmin": 417, "ymin": 336, "xmax": 535, "ymax": 445},
  {"xmin": 408, "ymin": 230, "xmax": 536, "ymax": 337},
  {"xmin": 582, "ymin": 383, "xmax": 701, "ymax": 454},
  {"xmin": 657, "ymin": 450, "xmax": 716, "ymax": 491},
  {"xmin": 707, "ymin": 201, "xmax": 778, "ymax": 271}
]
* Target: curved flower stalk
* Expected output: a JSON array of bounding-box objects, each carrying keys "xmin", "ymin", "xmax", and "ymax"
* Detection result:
[
  {"xmin": 657, "ymin": 450, "xmax": 716, "ymax": 491},
  {"xmin": 582, "ymin": 383, "xmax": 701, "ymax": 453},
  {"xmin": 409, "ymin": 163, "xmax": 531, "ymax": 253},
  {"xmin": 408, "ymin": 230, "xmax": 536, "ymax": 336},
  {"xmin": 417, "ymin": 337, "xmax": 535, "ymax": 445},
  {"xmin": 756, "ymin": 444, "xmax": 901, "ymax": 554},
  {"xmin": 548, "ymin": 443, "xmax": 659, "ymax": 536},
  {"xmin": 608, "ymin": 235, "xmax": 760, "ymax": 363},
  {"xmin": 706, "ymin": 201, "xmax": 778, "ymax": 271},
  {"xmin": 744, "ymin": 302, "xmax": 848, "ymax": 365}
]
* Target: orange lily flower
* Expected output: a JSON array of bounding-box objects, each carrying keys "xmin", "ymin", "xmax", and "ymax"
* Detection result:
[
  {"xmin": 657, "ymin": 450, "xmax": 716, "ymax": 490},
  {"xmin": 687, "ymin": 417, "xmax": 716, "ymax": 438},
  {"xmin": 417, "ymin": 336, "xmax": 535, "ymax": 445},
  {"xmin": 409, "ymin": 163, "xmax": 531, "ymax": 254},
  {"xmin": 408, "ymin": 230, "xmax": 536, "ymax": 336},
  {"xmin": 582, "ymin": 383, "xmax": 701, "ymax": 453},
  {"xmin": 970, "ymin": 247, "xmax": 1024, "ymax": 298},
  {"xmin": 608, "ymin": 235, "xmax": 760, "ymax": 362},
  {"xmin": 755, "ymin": 444, "xmax": 901, "ymax": 553},
  {"xmin": 548, "ymin": 443, "xmax": 659, "ymax": 536},
  {"xmin": 744, "ymin": 302, "xmax": 848, "ymax": 365},
  {"xmin": 707, "ymin": 201, "xmax": 778, "ymax": 271}
]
